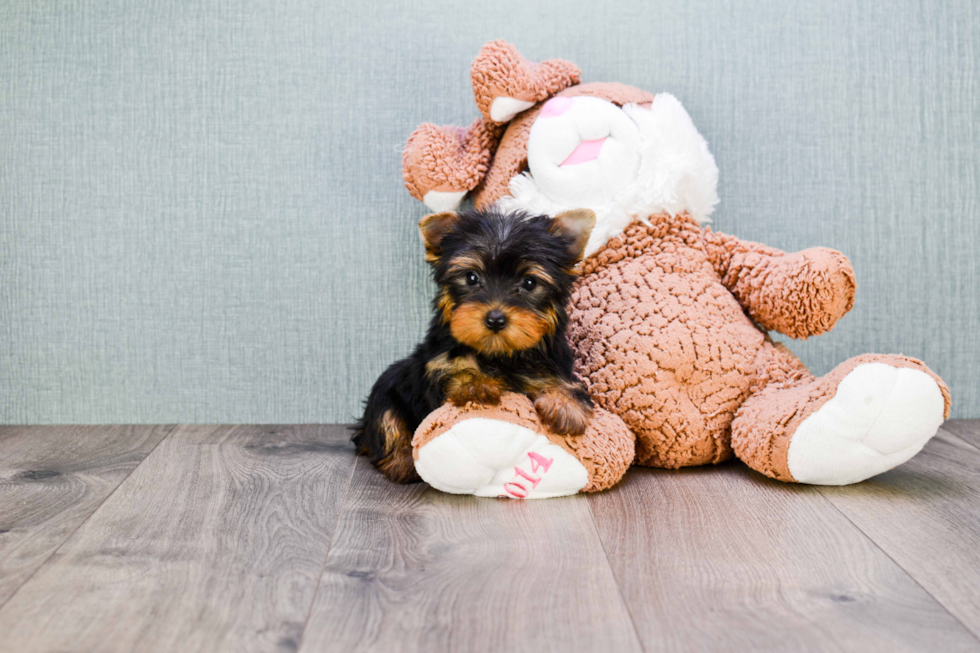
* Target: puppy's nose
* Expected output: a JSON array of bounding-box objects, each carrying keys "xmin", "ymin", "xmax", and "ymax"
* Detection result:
[{"xmin": 484, "ymin": 309, "xmax": 508, "ymax": 332}]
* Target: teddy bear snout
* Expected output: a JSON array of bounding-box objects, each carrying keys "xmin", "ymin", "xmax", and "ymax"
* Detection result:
[{"xmin": 526, "ymin": 96, "xmax": 642, "ymax": 206}]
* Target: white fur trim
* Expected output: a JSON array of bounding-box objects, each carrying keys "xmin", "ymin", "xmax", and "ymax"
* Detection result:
[
  {"xmin": 787, "ymin": 363, "xmax": 945, "ymax": 485},
  {"xmin": 490, "ymin": 97, "xmax": 535, "ymax": 122},
  {"xmin": 415, "ymin": 417, "xmax": 589, "ymax": 499},
  {"xmin": 497, "ymin": 93, "xmax": 719, "ymax": 258},
  {"xmin": 422, "ymin": 190, "xmax": 466, "ymax": 212}
]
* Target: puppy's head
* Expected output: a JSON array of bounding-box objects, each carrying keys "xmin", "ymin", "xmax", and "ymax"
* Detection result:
[{"xmin": 419, "ymin": 208, "xmax": 595, "ymax": 356}]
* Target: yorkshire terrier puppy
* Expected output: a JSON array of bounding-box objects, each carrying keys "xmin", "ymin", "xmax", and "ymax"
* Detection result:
[{"xmin": 352, "ymin": 208, "xmax": 597, "ymax": 483}]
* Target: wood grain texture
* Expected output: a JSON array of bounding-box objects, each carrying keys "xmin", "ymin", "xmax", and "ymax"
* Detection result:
[
  {"xmin": 818, "ymin": 426, "xmax": 980, "ymax": 639},
  {"xmin": 4, "ymin": 422, "xmax": 980, "ymax": 651},
  {"xmin": 0, "ymin": 425, "xmax": 356, "ymax": 653},
  {"xmin": 0, "ymin": 424, "xmax": 173, "ymax": 607},
  {"xmin": 299, "ymin": 457, "xmax": 642, "ymax": 653},
  {"xmin": 942, "ymin": 419, "xmax": 980, "ymax": 449},
  {"xmin": 588, "ymin": 460, "xmax": 980, "ymax": 652}
]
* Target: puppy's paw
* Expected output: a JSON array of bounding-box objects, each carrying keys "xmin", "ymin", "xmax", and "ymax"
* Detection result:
[
  {"xmin": 447, "ymin": 376, "xmax": 503, "ymax": 407},
  {"xmin": 534, "ymin": 391, "xmax": 592, "ymax": 435}
]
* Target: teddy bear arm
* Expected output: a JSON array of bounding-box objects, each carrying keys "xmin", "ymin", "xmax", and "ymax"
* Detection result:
[{"xmin": 703, "ymin": 229, "xmax": 857, "ymax": 339}]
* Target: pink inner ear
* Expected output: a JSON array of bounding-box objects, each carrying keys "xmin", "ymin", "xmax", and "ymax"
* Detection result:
[
  {"xmin": 561, "ymin": 138, "xmax": 606, "ymax": 166},
  {"xmin": 541, "ymin": 96, "xmax": 574, "ymax": 118}
]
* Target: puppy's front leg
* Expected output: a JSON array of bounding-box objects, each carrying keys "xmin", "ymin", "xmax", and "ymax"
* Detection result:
[
  {"xmin": 427, "ymin": 354, "xmax": 503, "ymax": 407},
  {"xmin": 446, "ymin": 369, "xmax": 504, "ymax": 406},
  {"xmin": 527, "ymin": 378, "xmax": 594, "ymax": 436}
]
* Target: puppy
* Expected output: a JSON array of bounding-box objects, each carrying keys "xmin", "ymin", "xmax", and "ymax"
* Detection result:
[{"xmin": 352, "ymin": 208, "xmax": 596, "ymax": 483}]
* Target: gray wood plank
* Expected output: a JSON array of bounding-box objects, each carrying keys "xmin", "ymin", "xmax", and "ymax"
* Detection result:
[
  {"xmin": 0, "ymin": 424, "xmax": 173, "ymax": 607},
  {"xmin": 588, "ymin": 461, "xmax": 980, "ymax": 652},
  {"xmin": 299, "ymin": 457, "xmax": 642, "ymax": 653},
  {"xmin": 943, "ymin": 419, "xmax": 980, "ymax": 449},
  {"xmin": 0, "ymin": 424, "xmax": 356, "ymax": 653},
  {"xmin": 818, "ymin": 427, "xmax": 980, "ymax": 640}
]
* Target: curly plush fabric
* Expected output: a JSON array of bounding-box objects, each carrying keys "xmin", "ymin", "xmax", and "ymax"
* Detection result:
[
  {"xmin": 569, "ymin": 214, "xmax": 770, "ymax": 468},
  {"xmin": 703, "ymin": 229, "xmax": 856, "ymax": 339},
  {"xmin": 413, "ymin": 392, "xmax": 635, "ymax": 493},
  {"xmin": 568, "ymin": 213, "xmax": 951, "ymax": 475},
  {"xmin": 470, "ymin": 40, "xmax": 581, "ymax": 123},
  {"xmin": 402, "ymin": 117, "xmax": 504, "ymax": 202}
]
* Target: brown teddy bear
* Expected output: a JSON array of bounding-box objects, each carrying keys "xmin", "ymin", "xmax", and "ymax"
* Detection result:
[{"xmin": 403, "ymin": 41, "xmax": 950, "ymax": 498}]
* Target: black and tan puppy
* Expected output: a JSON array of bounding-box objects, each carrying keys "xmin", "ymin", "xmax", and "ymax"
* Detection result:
[{"xmin": 352, "ymin": 208, "xmax": 596, "ymax": 483}]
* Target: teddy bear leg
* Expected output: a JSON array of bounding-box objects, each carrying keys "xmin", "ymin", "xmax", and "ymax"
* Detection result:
[
  {"xmin": 732, "ymin": 344, "xmax": 950, "ymax": 485},
  {"xmin": 412, "ymin": 393, "xmax": 635, "ymax": 499}
]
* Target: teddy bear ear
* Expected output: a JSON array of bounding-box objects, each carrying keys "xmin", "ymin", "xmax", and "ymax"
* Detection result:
[
  {"xmin": 402, "ymin": 117, "xmax": 504, "ymax": 212},
  {"xmin": 470, "ymin": 40, "xmax": 581, "ymax": 123}
]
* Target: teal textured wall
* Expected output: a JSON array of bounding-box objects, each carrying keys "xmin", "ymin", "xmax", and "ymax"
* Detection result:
[{"xmin": 1, "ymin": 0, "xmax": 977, "ymax": 422}]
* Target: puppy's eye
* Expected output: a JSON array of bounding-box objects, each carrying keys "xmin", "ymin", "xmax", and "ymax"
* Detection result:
[
  {"xmin": 465, "ymin": 272, "xmax": 480, "ymax": 286},
  {"xmin": 521, "ymin": 277, "xmax": 537, "ymax": 291}
]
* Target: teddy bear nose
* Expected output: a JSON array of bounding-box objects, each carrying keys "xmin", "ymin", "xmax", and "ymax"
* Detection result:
[{"xmin": 484, "ymin": 310, "xmax": 508, "ymax": 332}]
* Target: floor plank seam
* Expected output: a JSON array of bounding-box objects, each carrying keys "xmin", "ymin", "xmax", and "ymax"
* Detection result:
[
  {"xmin": 586, "ymin": 497, "xmax": 648, "ymax": 653},
  {"xmin": 293, "ymin": 447, "xmax": 359, "ymax": 653},
  {"xmin": 0, "ymin": 424, "xmax": 180, "ymax": 613},
  {"xmin": 813, "ymin": 487, "xmax": 980, "ymax": 645},
  {"xmin": 941, "ymin": 425, "xmax": 980, "ymax": 455}
]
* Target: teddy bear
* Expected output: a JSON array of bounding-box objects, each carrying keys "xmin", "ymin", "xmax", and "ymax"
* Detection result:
[{"xmin": 402, "ymin": 40, "xmax": 951, "ymax": 499}]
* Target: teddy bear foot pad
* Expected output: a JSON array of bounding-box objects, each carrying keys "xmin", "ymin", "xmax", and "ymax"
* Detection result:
[
  {"xmin": 415, "ymin": 417, "xmax": 589, "ymax": 499},
  {"xmin": 787, "ymin": 363, "xmax": 946, "ymax": 485}
]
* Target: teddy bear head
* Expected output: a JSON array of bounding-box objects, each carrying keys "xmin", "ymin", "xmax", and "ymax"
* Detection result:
[{"xmin": 403, "ymin": 40, "xmax": 720, "ymax": 257}]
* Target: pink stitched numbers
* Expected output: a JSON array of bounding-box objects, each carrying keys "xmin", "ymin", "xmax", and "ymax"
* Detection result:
[
  {"xmin": 528, "ymin": 451, "xmax": 553, "ymax": 473},
  {"xmin": 501, "ymin": 452, "xmax": 554, "ymax": 499}
]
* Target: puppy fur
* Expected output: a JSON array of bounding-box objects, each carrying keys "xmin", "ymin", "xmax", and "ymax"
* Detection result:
[{"xmin": 352, "ymin": 208, "xmax": 596, "ymax": 483}]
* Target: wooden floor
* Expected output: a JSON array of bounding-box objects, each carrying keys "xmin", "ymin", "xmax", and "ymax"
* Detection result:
[{"xmin": 0, "ymin": 422, "xmax": 979, "ymax": 652}]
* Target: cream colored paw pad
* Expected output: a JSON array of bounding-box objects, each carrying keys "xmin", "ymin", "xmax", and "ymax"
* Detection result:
[
  {"xmin": 414, "ymin": 418, "xmax": 589, "ymax": 499},
  {"xmin": 787, "ymin": 363, "xmax": 946, "ymax": 485}
]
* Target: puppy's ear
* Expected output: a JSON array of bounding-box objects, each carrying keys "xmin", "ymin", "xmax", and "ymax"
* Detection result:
[
  {"xmin": 418, "ymin": 211, "xmax": 459, "ymax": 260},
  {"xmin": 551, "ymin": 209, "xmax": 596, "ymax": 263}
]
